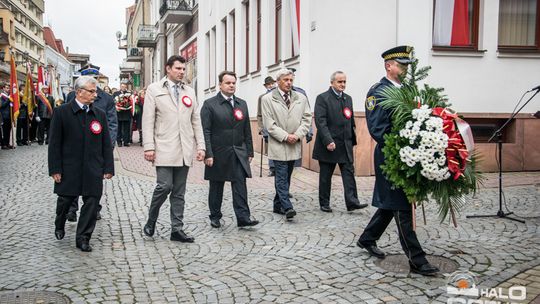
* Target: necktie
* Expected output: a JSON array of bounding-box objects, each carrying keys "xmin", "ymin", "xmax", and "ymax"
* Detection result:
[
  {"xmin": 82, "ymin": 105, "xmax": 88, "ymax": 112},
  {"xmin": 227, "ymin": 97, "xmax": 234, "ymax": 107},
  {"xmin": 173, "ymin": 84, "xmax": 179, "ymax": 103},
  {"xmin": 284, "ymin": 93, "xmax": 290, "ymax": 108}
]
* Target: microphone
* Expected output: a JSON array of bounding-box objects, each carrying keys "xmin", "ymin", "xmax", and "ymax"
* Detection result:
[{"xmin": 530, "ymin": 85, "xmax": 540, "ymax": 91}]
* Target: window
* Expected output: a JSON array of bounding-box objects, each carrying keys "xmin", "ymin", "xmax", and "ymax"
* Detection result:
[
  {"xmin": 275, "ymin": 0, "xmax": 282, "ymax": 63},
  {"xmin": 498, "ymin": 0, "xmax": 540, "ymax": 51},
  {"xmin": 222, "ymin": 18, "xmax": 227, "ymax": 71},
  {"xmin": 244, "ymin": 1, "xmax": 250, "ymax": 75},
  {"xmin": 205, "ymin": 31, "xmax": 211, "ymax": 88},
  {"xmin": 256, "ymin": 0, "xmax": 261, "ymax": 71},
  {"xmin": 231, "ymin": 11, "xmax": 236, "ymax": 72},
  {"xmin": 432, "ymin": 0, "xmax": 480, "ymax": 50}
]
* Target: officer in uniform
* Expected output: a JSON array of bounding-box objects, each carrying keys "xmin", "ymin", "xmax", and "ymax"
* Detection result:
[
  {"xmin": 357, "ymin": 46, "xmax": 439, "ymax": 276},
  {"xmin": 312, "ymin": 71, "xmax": 367, "ymax": 213}
]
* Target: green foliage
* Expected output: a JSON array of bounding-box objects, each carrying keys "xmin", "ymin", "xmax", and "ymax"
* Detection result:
[{"xmin": 376, "ymin": 51, "xmax": 483, "ymax": 223}]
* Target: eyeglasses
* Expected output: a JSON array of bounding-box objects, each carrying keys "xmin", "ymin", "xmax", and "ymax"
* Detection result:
[{"xmin": 80, "ymin": 88, "xmax": 97, "ymax": 94}]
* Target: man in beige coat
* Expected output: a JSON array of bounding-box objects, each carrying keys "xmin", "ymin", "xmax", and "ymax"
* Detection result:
[
  {"xmin": 142, "ymin": 55, "xmax": 205, "ymax": 242},
  {"xmin": 261, "ymin": 68, "xmax": 312, "ymax": 219}
]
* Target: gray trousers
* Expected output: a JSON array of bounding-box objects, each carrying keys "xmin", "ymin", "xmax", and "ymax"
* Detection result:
[{"xmin": 147, "ymin": 166, "xmax": 189, "ymax": 232}]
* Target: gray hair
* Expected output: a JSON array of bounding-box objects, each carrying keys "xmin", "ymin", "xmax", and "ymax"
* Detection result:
[
  {"xmin": 275, "ymin": 68, "xmax": 294, "ymax": 81},
  {"xmin": 74, "ymin": 76, "xmax": 98, "ymax": 91},
  {"xmin": 330, "ymin": 71, "xmax": 345, "ymax": 82}
]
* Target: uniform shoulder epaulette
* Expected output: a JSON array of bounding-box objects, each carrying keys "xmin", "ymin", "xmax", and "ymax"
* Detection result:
[{"xmin": 369, "ymin": 81, "xmax": 383, "ymax": 92}]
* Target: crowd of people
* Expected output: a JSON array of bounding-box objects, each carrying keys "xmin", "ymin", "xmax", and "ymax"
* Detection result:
[
  {"xmin": 0, "ymin": 79, "xmax": 146, "ymax": 150},
  {"xmin": 38, "ymin": 45, "xmax": 441, "ymax": 276}
]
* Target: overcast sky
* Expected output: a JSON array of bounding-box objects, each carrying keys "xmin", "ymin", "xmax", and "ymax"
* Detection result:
[{"xmin": 43, "ymin": 0, "xmax": 135, "ymax": 88}]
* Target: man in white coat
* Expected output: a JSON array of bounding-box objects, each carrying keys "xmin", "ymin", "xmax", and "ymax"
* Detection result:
[
  {"xmin": 142, "ymin": 55, "xmax": 205, "ymax": 242},
  {"xmin": 261, "ymin": 68, "xmax": 312, "ymax": 219}
]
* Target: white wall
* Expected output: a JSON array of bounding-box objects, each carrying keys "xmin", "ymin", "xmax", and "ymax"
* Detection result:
[
  {"xmin": 198, "ymin": 0, "xmax": 540, "ymax": 116},
  {"xmin": 45, "ymin": 46, "xmax": 72, "ymax": 86}
]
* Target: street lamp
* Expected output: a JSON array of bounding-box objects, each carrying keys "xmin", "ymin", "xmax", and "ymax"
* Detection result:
[
  {"xmin": 13, "ymin": 50, "xmax": 30, "ymax": 66},
  {"xmin": 116, "ymin": 31, "xmax": 122, "ymax": 47}
]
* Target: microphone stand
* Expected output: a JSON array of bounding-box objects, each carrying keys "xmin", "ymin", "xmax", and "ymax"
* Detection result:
[{"xmin": 466, "ymin": 89, "xmax": 539, "ymax": 223}]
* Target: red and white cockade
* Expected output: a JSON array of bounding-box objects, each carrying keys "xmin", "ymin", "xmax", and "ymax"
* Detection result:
[{"xmin": 90, "ymin": 120, "xmax": 102, "ymax": 134}]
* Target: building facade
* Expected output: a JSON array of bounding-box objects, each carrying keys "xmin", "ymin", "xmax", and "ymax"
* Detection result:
[
  {"xmin": 43, "ymin": 26, "xmax": 72, "ymax": 92},
  {"xmin": 0, "ymin": 2, "xmax": 15, "ymax": 82},
  {"xmin": 7, "ymin": 0, "xmax": 45, "ymax": 79},
  {"xmin": 198, "ymin": 0, "xmax": 540, "ymax": 174}
]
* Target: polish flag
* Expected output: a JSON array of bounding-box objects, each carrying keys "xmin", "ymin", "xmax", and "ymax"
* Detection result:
[
  {"xmin": 433, "ymin": 0, "xmax": 470, "ymax": 46},
  {"xmin": 289, "ymin": 0, "xmax": 300, "ymax": 55}
]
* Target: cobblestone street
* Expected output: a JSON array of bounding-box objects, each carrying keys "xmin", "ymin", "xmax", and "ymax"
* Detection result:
[{"xmin": 0, "ymin": 144, "xmax": 539, "ymax": 303}]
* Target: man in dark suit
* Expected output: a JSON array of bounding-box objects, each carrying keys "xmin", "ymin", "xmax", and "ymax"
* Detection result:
[
  {"xmin": 357, "ymin": 46, "xmax": 439, "ymax": 276},
  {"xmin": 113, "ymin": 82, "xmax": 132, "ymax": 147},
  {"xmin": 313, "ymin": 71, "xmax": 368, "ymax": 213},
  {"xmin": 200, "ymin": 71, "xmax": 259, "ymax": 228},
  {"xmin": 0, "ymin": 82, "xmax": 13, "ymax": 149},
  {"xmin": 48, "ymin": 76, "xmax": 114, "ymax": 252},
  {"xmin": 64, "ymin": 72, "xmax": 118, "ymax": 222}
]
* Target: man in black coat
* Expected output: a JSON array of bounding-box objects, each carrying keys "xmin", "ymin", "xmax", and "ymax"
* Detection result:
[
  {"xmin": 312, "ymin": 71, "xmax": 367, "ymax": 213},
  {"xmin": 200, "ymin": 71, "xmax": 259, "ymax": 228},
  {"xmin": 356, "ymin": 46, "xmax": 439, "ymax": 276},
  {"xmin": 65, "ymin": 77, "xmax": 118, "ymax": 222},
  {"xmin": 48, "ymin": 76, "xmax": 114, "ymax": 252}
]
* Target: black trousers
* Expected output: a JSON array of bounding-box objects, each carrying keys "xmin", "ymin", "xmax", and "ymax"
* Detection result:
[
  {"xmin": 117, "ymin": 119, "xmax": 131, "ymax": 144},
  {"xmin": 55, "ymin": 195, "xmax": 101, "ymax": 242},
  {"xmin": 1, "ymin": 117, "xmax": 11, "ymax": 146},
  {"xmin": 359, "ymin": 208, "xmax": 428, "ymax": 267},
  {"xmin": 69, "ymin": 197, "xmax": 102, "ymax": 214},
  {"xmin": 208, "ymin": 163, "xmax": 251, "ymax": 223},
  {"xmin": 318, "ymin": 161, "xmax": 360, "ymax": 208},
  {"xmin": 16, "ymin": 117, "xmax": 28, "ymax": 144},
  {"xmin": 37, "ymin": 118, "xmax": 50, "ymax": 144}
]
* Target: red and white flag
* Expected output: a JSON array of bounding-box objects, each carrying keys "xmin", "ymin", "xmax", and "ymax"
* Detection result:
[
  {"xmin": 289, "ymin": 0, "xmax": 300, "ymax": 55},
  {"xmin": 433, "ymin": 0, "xmax": 470, "ymax": 46}
]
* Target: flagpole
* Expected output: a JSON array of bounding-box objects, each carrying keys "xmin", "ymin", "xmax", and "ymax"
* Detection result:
[{"xmin": 10, "ymin": 103, "xmax": 15, "ymax": 149}]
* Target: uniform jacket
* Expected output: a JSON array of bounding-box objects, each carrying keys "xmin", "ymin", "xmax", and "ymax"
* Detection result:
[
  {"xmin": 67, "ymin": 88, "xmax": 118, "ymax": 145},
  {"xmin": 261, "ymin": 89, "xmax": 312, "ymax": 161},
  {"xmin": 201, "ymin": 93, "xmax": 254, "ymax": 181},
  {"xmin": 37, "ymin": 95, "xmax": 54, "ymax": 119},
  {"xmin": 312, "ymin": 88, "xmax": 357, "ymax": 163},
  {"xmin": 48, "ymin": 100, "xmax": 114, "ymax": 196},
  {"xmin": 142, "ymin": 77, "xmax": 205, "ymax": 167},
  {"xmin": 0, "ymin": 92, "xmax": 11, "ymax": 120},
  {"xmin": 365, "ymin": 77, "xmax": 410, "ymax": 210}
]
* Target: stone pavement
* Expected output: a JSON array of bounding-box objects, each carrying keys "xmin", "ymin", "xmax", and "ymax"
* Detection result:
[{"xmin": 0, "ymin": 143, "xmax": 539, "ymax": 304}]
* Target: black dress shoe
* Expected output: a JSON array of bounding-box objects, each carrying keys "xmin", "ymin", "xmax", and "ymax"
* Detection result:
[
  {"xmin": 320, "ymin": 206, "xmax": 333, "ymax": 213},
  {"xmin": 273, "ymin": 208, "xmax": 286, "ymax": 215},
  {"xmin": 76, "ymin": 241, "xmax": 92, "ymax": 252},
  {"xmin": 54, "ymin": 229, "xmax": 65, "ymax": 240},
  {"xmin": 238, "ymin": 219, "xmax": 259, "ymax": 227},
  {"xmin": 170, "ymin": 230, "xmax": 194, "ymax": 243},
  {"xmin": 143, "ymin": 222, "xmax": 155, "ymax": 237},
  {"xmin": 356, "ymin": 241, "xmax": 386, "ymax": 259},
  {"xmin": 288, "ymin": 193, "xmax": 293, "ymax": 198},
  {"xmin": 124, "ymin": 143, "xmax": 131, "ymax": 147},
  {"xmin": 96, "ymin": 212, "xmax": 102, "ymax": 220},
  {"xmin": 285, "ymin": 208, "xmax": 296, "ymax": 219},
  {"xmin": 347, "ymin": 203, "xmax": 369, "ymax": 211},
  {"xmin": 268, "ymin": 171, "xmax": 275, "ymax": 177},
  {"xmin": 210, "ymin": 219, "xmax": 221, "ymax": 228},
  {"xmin": 66, "ymin": 212, "xmax": 77, "ymax": 222},
  {"xmin": 410, "ymin": 262, "xmax": 440, "ymax": 276}
]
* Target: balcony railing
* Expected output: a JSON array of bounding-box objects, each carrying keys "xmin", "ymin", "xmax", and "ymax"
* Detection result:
[
  {"xmin": 137, "ymin": 25, "xmax": 157, "ymax": 48},
  {"xmin": 159, "ymin": 0, "xmax": 194, "ymax": 24}
]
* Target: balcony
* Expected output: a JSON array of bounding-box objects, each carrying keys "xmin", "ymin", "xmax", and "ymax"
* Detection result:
[
  {"xmin": 159, "ymin": 0, "xmax": 193, "ymax": 24},
  {"xmin": 137, "ymin": 25, "xmax": 157, "ymax": 48},
  {"xmin": 119, "ymin": 60, "xmax": 140, "ymax": 74},
  {"xmin": 127, "ymin": 47, "xmax": 143, "ymax": 62}
]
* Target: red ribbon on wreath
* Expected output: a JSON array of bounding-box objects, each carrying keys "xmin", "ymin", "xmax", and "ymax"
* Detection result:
[{"xmin": 432, "ymin": 107, "xmax": 468, "ymax": 180}]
